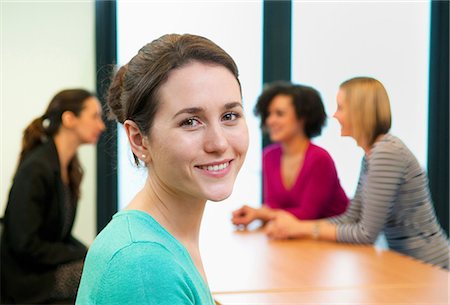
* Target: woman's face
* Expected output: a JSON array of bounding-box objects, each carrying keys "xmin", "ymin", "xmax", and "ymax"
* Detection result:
[
  {"xmin": 265, "ymin": 94, "xmax": 303, "ymax": 143},
  {"xmin": 147, "ymin": 61, "xmax": 249, "ymax": 202},
  {"xmin": 73, "ymin": 97, "xmax": 105, "ymax": 144},
  {"xmin": 333, "ymin": 89, "xmax": 352, "ymax": 137}
]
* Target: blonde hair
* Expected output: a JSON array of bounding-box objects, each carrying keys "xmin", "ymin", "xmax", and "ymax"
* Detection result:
[{"xmin": 340, "ymin": 77, "xmax": 391, "ymax": 147}]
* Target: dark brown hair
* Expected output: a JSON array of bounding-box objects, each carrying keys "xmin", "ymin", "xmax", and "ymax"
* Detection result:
[
  {"xmin": 107, "ymin": 33, "xmax": 240, "ymax": 165},
  {"xmin": 20, "ymin": 89, "xmax": 94, "ymax": 199},
  {"xmin": 254, "ymin": 81, "xmax": 327, "ymax": 139}
]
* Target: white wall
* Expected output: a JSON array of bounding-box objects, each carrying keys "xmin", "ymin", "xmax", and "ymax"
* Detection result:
[
  {"xmin": 116, "ymin": 1, "xmax": 264, "ymax": 219},
  {"xmin": 292, "ymin": 1, "xmax": 430, "ymax": 197},
  {"xmin": 116, "ymin": 2, "xmax": 431, "ymax": 233},
  {"xmin": 1, "ymin": 1, "xmax": 97, "ymax": 244}
]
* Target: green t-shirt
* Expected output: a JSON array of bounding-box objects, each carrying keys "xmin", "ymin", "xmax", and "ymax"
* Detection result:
[{"xmin": 76, "ymin": 210, "xmax": 215, "ymax": 305}]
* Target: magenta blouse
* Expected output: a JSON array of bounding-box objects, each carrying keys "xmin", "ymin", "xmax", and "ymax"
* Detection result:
[{"xmin": 263, "ymin": 142, "xmax": 349, "ymax": 219}]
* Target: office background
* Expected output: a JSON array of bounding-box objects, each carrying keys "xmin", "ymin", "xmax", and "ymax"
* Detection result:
[
  {"xmin": 1, "ymin": 1, "xmax": 448, "ymax": 245},
  {"xmin": 1, "ymin": 1, "xmax": 96, "ymax": 244}
]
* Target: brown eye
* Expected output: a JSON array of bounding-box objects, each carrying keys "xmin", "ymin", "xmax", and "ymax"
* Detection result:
[
  {"xmin": 180, "ymin": 117, "xmax": 201, "ymax": 128},
  {"xmin": 222, "ymin": 112, "xmax": 240, "ymax": 121}
]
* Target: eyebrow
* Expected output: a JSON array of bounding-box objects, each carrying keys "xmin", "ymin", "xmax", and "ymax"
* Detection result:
[
  {"xmin": 173, "ymin": 101, "xmax": 243, "ymax": 119},
  {"xmin": 224, "ymin": 102, "xmax": 243, "ymax": 110}
]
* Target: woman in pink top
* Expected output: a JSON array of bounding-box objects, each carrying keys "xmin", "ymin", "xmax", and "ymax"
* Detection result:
[{"xmin": 232, "ymin": 82, "xmax": 348, "ymax": 228}]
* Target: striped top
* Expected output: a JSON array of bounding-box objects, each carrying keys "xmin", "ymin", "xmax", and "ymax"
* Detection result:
[{"xmin": 329, "ymin": 134, "xmax": 449, "ymax": 269}]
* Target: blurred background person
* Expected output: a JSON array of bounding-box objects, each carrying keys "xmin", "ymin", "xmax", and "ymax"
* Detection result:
[
  {"xmin": 232, "ymin": 82, "xmax": 348, "ymax": 228},
  {"xmin": 1, "ymin": 89, "xmax": 105, "ymax": 304},
  {"xmin": 266, "ymin": 77, "xmax": 449, "ymax": 270}
]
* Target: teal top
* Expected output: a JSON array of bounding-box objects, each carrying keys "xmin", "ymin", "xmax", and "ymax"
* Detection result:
[{"xmin": 75, "ymin": 210, "xmax": 215, "ymax": 305}]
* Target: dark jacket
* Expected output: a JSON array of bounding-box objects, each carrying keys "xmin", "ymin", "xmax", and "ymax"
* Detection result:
[{"xmin": 1, "ymin": 139, "xmax": 87, "ymax": 304}]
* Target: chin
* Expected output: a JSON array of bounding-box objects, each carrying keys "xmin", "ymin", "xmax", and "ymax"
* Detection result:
[
  {"xmin": 208, "ymin": 194, "xmax": 231, "ymax": 202},
  {"xmin": 204, "ymin": 185, "xmax": 234, "ymax": 202},
  {"xmin": 208, "ymin": 190, "xmax": 233, "ymax": 202},
  {"xmin": 83, "ymin": 138, "xmax": 99, "ymax": 145},
  {"xmin": 269, "ymin": 135, "xmax": 282, "ymax": 142}
]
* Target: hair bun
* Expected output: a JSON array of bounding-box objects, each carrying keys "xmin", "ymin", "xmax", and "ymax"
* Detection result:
[{"xmin": 106, "ymin": 65, "xmax": 128, "ymax": 123}]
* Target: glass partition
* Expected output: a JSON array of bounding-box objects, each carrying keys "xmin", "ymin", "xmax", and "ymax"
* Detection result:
[
  {"xmin": 117, "ymin": 1, "xmax": 263, "ymax": 220},
  {"xmin": 292, "ymin": 1, "xmax": 430, "ymax": 196}
]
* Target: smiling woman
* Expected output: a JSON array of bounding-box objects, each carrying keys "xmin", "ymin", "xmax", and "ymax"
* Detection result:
[
  {"xmin": 232, "ymin": 82, "xmax": 349, "ymax": 228},
  {"xmin": 265, "ymin": 77, "xmax": 449, "ymax": 270},
  {"xmin": 76, "ymin": 34, "xmax": 249, "ymax": 305}
]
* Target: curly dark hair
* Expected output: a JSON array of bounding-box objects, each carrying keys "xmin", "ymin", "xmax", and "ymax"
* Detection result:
[{"xmin": 254, "ymin": 81, "xmax": 327, "ymax": 139}]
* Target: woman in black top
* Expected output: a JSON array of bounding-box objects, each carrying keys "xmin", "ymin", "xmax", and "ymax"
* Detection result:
[{"xmin": 1, "ymin": 89, "xmax": 105, "ymax": 304}]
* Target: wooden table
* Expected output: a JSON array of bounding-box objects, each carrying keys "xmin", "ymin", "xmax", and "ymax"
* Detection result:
[
  {"xmin": 200, "ymin": 211, "xmax": 449, "ymax": 304},
  {"xmin": 213, "ymin": 285, "xmax": 448, "ymax": 304}
]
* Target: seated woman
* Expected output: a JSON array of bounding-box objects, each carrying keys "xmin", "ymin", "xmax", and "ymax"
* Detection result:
[
  {"xmin": 266, "ymin": 77, "xmax": 449, "ymax": 269},
  {"xmin": 1, "ymin": 89, "xmax": 105, "ymax": 304},
  {"xmin": 232, "ymin": 82, "xmax": 349, "ymax": 228}
]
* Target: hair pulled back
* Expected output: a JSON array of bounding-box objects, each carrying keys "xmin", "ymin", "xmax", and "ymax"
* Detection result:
[
  {"xmin": 106, "ymin": 33, "xmax": 240, "ymax": 164},
  {"xmin": 19, "ymin": 89, "xmax": 94, "ymax": 199}
]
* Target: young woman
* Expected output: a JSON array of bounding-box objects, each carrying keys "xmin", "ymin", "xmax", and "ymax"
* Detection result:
[
  {"xmin": 1, "ymin": 89, "xmax": 105, "ymax": 304},
  {"xmin": 265, "ymin": 77, "xmax": 449, "ymax": 269},
  {"xmin": 232, "ymin": 82, "xmax": 348, "ymax": 228},
  {"xmin": 75, "ymin": 34, "xmax": 249, "ymax": 305}
]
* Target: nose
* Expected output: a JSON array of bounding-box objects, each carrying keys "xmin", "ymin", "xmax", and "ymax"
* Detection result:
[
  {"xmin": 99, "ymin": 119, "xmax": 106, "ymax": 132},
  {"xmin": 204, "ymin": 123, "xmax": 228, "ymax": 154},
  {"xmin": 265, "ymin": 113, "xmax": 275, "ymax": 127}
]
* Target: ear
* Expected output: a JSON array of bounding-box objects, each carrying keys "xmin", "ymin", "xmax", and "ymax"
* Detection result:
[
  {"xmin": 123, "ymin": 120, "xmax": 150, "ymax": 163},
  {"xmin": 296, "ymin": 117, "xmax": 305, "ymax": 132},
  {"xmin": 61, "ymin": 111, "xmax": 77, "ymax": 128}
]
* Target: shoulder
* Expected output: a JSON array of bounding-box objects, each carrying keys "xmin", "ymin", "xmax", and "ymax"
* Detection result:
[
  {"xmin": 366, "ymin": 134, "xmax": 417, "ymax": 176},
  {"xmin": 17, "ymin": 141, "xmax": 59, "ymax": 177},
  {"xmin": 86, "ymin": 212, "xmax": 188, "ymax": 281},
  {"xmin": 105, "ymin": 241, "xmax": 179, "ymax": 274},
  {"xmin": 87, "ymin": 211, "xmax": 184, "ymax": 268},
  {"xmin": 306, "ymin": 143, "xmax": 334, "ymax": 165},
  {"xmin": 370, "ymin": 134, "xmax": 409, "ymax": 163},
  {"xmin": 308, "ymin": 143, "xmax": 331, "ymax": 157},
  {"xmin": 81, "ymin": 241, "xmax": 192, "ymax": 305},
  {"xmin": 12, "ymin": 153, "xmax": 57, "ymax": 191},
  {"xmin": 101, "ymin": 242, "xmax": 194, "ymax": 304},
  {"xmin": 112, "ymin": 242, "xmax": 180, "ymax": 269},
  {"xmin": 263, "ymin": 143, "xmax": 281, "ymax": 159}
]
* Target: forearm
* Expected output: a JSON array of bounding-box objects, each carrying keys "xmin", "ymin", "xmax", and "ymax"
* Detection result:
[
  {"xmin": 311, "ymin": 220, "xmax": 337, "ymax": 241},
  {"xmin": 257, "ymin": 206, "xmax": 278, "ymax": 222},
  {"xmin": 293, "ymin": 220, "xmax": 338, "ymax": 241}
]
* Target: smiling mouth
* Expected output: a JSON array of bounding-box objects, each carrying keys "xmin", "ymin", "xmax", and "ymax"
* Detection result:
[
  {"xmin": 197, "ymin": 161, "xmax": 231, "ymax": 172},
  {"xmin": 268, "ymin": 127, "xmax": 281, "ymax": 133}
]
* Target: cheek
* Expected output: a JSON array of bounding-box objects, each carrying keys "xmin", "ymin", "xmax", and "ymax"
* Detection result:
[
  {"xmin": 342, "ymin": 114, "xmax": 350, "ymax": 127},
  {"xmin": 346, "ymin": 119, "xmax": 352, "ymax": 132},
  {"xmin": 230, "ymin": 125, "xmax": 249, "ymax": 154},
  {"xmin": 152, "ymin": 135, "xmax": 193, "ymax": 165},
  {"xmin": 265, "ymin": 116, "xmax": 276, "ymax": 129},
  {"xmin": 82, "ymin": 120, "xmax": 97, "ymax": 133},
  {"xmin": 77, "ymin": 124, "xmax": 90, "ymax": 137}
]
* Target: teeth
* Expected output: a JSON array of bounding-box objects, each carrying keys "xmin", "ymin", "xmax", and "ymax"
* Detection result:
[{"xmin": 200, "ymin": 162, "xmax": 229, "ymax": 171}]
